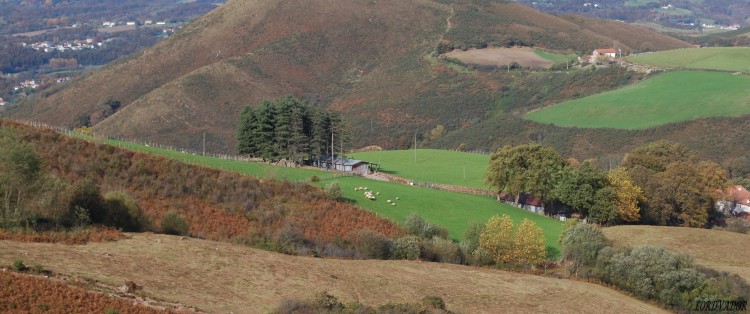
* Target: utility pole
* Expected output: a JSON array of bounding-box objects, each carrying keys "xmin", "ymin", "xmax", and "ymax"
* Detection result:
[
  {"xmin": 202, "ymin": 132, "xmax": 206, "ymax": 156},
  {"xmin": 331, "ymin": 124, "xmax": 335, "ymax": 169},
  {"xmin": 414, "ymin": 128, "xmax": 417, "ymax": 162}
]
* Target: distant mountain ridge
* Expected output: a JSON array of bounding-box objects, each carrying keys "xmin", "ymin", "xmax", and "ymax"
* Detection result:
[{"xmin": 11, "ymin": 0, "xmax": 692, "ymax": 154}]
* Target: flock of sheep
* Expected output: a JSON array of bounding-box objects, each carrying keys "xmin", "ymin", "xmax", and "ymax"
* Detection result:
[{"xmin": 354, "ymin": 187, "xmax": 399, "ymax": 206}]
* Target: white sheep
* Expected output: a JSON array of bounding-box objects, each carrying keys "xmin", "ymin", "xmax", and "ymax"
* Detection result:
[
  {"xmin": 387, "ymin": 200, "xmax": 391, "ymax": 203},
  {"xmin": 396, "ymin": 197, "xmax": 399, "ymax": 200}
]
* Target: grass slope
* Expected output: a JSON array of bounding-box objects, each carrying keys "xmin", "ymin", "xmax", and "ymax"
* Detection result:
[
  {"xmin": 0, "ymin": 234, "xmax": 666, "ymax": 313},
  {"xmin": 603, "ymin": 226, "xmax": 750, "ymax": 282},
  {"xmin": 330, "ymin": 176, "xmax": 562, "ymax": 247},
  {"xmin": 525, "ymin": 71, "xmax": 750, "ymax": 129},
  {"xmin": 350, "ymin": 149, "xmax": 490, "ymax": 189},
  {"xmin": 534, "ymin": 49, "xmax": 577, "ymax": 65},
  {"xmin": 627, "ymin": 47, "xmax": 750, "ymax": 73},
  {"xmin": 90, "ymin": 136, "xmax": 562, "ymax": 246}
]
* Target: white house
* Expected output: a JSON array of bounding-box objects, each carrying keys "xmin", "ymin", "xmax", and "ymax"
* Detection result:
[
  {"xmin": 0, "ymin": 98, "xmax": 6, "ymax": 106},
  {"xmin": 592, "ymin": 48, "xmax": 617, "ymax": 62}
]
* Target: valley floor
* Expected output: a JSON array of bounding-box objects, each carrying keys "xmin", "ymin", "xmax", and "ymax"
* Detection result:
[{"xmin": 0, "ymin": 234, "xmax": 664, "ymax": 313}]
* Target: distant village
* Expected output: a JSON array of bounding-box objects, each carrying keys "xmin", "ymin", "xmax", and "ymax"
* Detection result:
[{"xmin": 23, "ymin": 39, "xmax": 103, "ymax": 53}]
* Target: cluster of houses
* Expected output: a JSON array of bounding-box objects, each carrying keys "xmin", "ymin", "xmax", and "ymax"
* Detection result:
[
  {"xmin": 14, "ymin": 80, "xmax": 38, "ymax": 91},
  {"xmin": 23, "ymin": 39, "xmax": 102, "ymax": 53},
  {"xmin": 102, "ymin": 20, "xmax": 168, "ymax": 27}
]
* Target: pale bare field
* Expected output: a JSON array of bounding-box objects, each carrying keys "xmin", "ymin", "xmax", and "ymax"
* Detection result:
[
  {"xmin": 0, "ymin": 233, "xmax": 665, "ymax": 313},
  {"xmin": 604, "ymin": 225, "xmax": 750, "ymax": 282},
  {"xmin": 445, "ymin": 47, "xmax": 552, "ymax": 69}
]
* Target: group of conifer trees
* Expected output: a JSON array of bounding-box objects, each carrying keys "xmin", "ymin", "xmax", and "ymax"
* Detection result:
[{"xmin": 236, "ymin": 96, "xmax": 348, "ymax": 161}]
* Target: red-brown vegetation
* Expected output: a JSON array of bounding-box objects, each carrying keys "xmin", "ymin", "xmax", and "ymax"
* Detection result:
[
  {"xmin": 0, "ymin": 271, "xmax": 170, "ymax": 313},
  {"xmin": 0, "ymin": 120, "xmax": 403, "ymax": 254},
  {"xmin": 0, "ymin": 228, "xmax": 124, "ymax": 245}
]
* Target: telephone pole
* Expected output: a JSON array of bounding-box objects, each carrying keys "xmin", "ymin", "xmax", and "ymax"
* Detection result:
[{"xmin": 202, "ymin": 132, "xmax": 206, "ymax": 156}]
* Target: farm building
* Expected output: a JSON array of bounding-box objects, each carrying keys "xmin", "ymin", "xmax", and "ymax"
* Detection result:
[
  {"xmin": 499, "ymin": 192, "xmax": 544, "ymax": 214},
  {"xmin": 592, "ymin": 48, "xmax": 617, "ymax": 62},
  {"xmin": 716, "ymin": 185, "xmax": 750, "ymax": 215},
  {"xmin": 315, "ymin": 157, "xmax": 371, "ymax": 175}
]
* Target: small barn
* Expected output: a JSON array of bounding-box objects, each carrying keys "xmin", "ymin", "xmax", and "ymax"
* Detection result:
[{"xmin": 315, "ymin": 157, "xmax": 371, "ymax": 175}]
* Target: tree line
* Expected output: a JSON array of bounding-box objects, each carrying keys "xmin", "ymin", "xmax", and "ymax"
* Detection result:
[
  {"xmin": 486, "ymin": 141, "xmax": 729, "ymax": 228},
  {"xmin": 236, "ymin": 96, "xmax": 348, "ymax": 161}
]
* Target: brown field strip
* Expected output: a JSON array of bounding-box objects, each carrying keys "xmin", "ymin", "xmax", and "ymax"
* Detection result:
[
  {"xmin": 0, "ymin": 233, "xmax": 665, "ymax": 313},
  {"xmin": 445, "ymin": 47, "xmax": 552, "ymax": 69}
]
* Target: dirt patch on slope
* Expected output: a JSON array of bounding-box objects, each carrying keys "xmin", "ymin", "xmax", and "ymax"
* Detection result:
[{"xmin": 445, "ymin": 47, "xmax": 552, "ymax": 69}]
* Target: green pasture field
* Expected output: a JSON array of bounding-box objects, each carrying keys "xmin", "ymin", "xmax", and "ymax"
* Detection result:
[
  {"xmin": 627, "ymin": 47, "xmax": 750, "ymax": 73},
  {"xmin": 327, "ymin": 176, "xmax": 563, "ymax": 247},
  {"xmin": 350, "ymin": 149, "xmax": 490, "ymax": 189},
  {"xmin": 73, "ymin": 134, "xmax": 562, "ymax": 247},
  {"xmin": 533, "ymin": 49, "xmax": 577, "ymax": 65},
  {"xmin": 524, "ymin": 71, "xmax": 750, "ymax": 129}
]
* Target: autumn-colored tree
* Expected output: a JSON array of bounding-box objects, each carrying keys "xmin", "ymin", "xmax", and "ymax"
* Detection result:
[
  {"xmin": 624, "ymin": 141, "xmax": 728, "ymax": 228},
  {"xmin": 478, "ymin": 215, "xmax": 514, "ymax": 264},
  {"xmin": 607, "ymin": 168, "xmax": 642, "ymax": 222},
  {"xmin": 512, "ymin": 219, "xmax": 546, "ymax": 265}
]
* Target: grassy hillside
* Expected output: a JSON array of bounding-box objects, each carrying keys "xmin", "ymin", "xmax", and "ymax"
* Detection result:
[
  {"xmin": 10, "ymin": 0, "xmax": 692, "ymax": 155},
  {"xmin": 329, "ymin": 176, "xmax": 563, "ymax": 247},
  {"xmin": 88, "ymin": 134, "xmax": 562, "ymax": 246},
  {"xmin": 0, "ymin": 234, "xmax": 667, "ymax": 313},
  {"xmin": 524, "ymin": 71, "xmax": 750, "ymax": 129},
  {"xmin": 350, "ymin": 149, "xmax": 490, "ymax": 189},
  {"xmin": 627, "ymin": 47, "xmax": 750, "ymax": 72},
  {"xmin": 603, "ymin": 226, "xmax": 750, "ymax": 282}
]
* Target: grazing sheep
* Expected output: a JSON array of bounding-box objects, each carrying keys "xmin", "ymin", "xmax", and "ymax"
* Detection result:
[
  {"xmin": 391, "ymin": 203, "xmax": 396, "ymax": 206},
  {"xmin": 396, "ymin": 197, "xmax": 399, "ymax": 200}
]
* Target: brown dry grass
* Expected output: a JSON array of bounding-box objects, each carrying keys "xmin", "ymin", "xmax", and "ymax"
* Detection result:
[
  {"xmin": 0, "ymin": 234, "xmax": 665, "ymax": 314},
  {"xmin": 445, "ymin": 47, "xmax": 552, "ymax": 69},
  {"xmin": 0, "ymin": 271, "xmax": 171, "ymax": 313},
  {"xmin": 603, "ymin": 225, "xmax": 750, "ymax": 282}
]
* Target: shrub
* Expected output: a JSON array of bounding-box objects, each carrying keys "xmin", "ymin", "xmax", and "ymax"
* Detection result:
[
  {"xmin": 12, "ymin": 259, "xmax": 27, "ymax": 272},
  {"xmin": 422, "ymin": 296, "xmax": 447, "ymax": 310},
  {"xmin": 461, "ymin": 222, "xmax": 484, "ymax": 254},
  {"xmin": 160, "ymin": 212, "xmax": 189, "ymax": 236},
  {"xmin": 351, "ymin": 229, "xmax": 391, "ymax": 259},
  {"xmin": 323, "ymin": 182, "xmax": 343, "ymax": 200},
  {"xmin": 68, "ymin": 180, "xmax": 105, "ymax": 225},
  {"xmin": 103, "ymin": 191, "xmax": 148, "ymax": 231},
  {"xmin": 391, "ymin": 236, "xmax": 421, "ymax": 260},
  {"xmin": 310, "ymin": 175, "xmax": 320, "ymax": 182},
  {"xmin": 426, "ymin": 237, "xmax": 464, "ymax": 264},
  {"xmin": 404, "ymin": 212, "xmax": 448, "ymax": 239},
  {"xmin": 561, "ymin": 223, "xmax": 608, "ymax": 276}
]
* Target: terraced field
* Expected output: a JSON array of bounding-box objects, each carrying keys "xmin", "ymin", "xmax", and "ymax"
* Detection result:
[{"xmin": 525, "ymin": 71, "xmax": 750, "ymax": 129}]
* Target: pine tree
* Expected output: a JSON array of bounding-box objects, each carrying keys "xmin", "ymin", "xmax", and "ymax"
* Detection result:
[{"xmin": 255, "ymin": 101, "xmax": 276, "ymax": 160}]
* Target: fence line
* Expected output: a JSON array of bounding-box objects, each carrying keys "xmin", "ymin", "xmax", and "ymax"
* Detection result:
[{"xmin": 13, "ymin": 120, "xmax": 498, "ymax": 198}]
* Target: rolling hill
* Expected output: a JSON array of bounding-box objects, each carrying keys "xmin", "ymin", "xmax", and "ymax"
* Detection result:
[
  {"xmin": 0, "ymin": 233, "xmax": 667, "ymax": 313},
  {"xmin": 9, "ymin": 0, "xmax": 692, "ymax": 154},
  {"xmin": 603, "ymin": 225, "xmax": 750, "ymax": 282}
]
